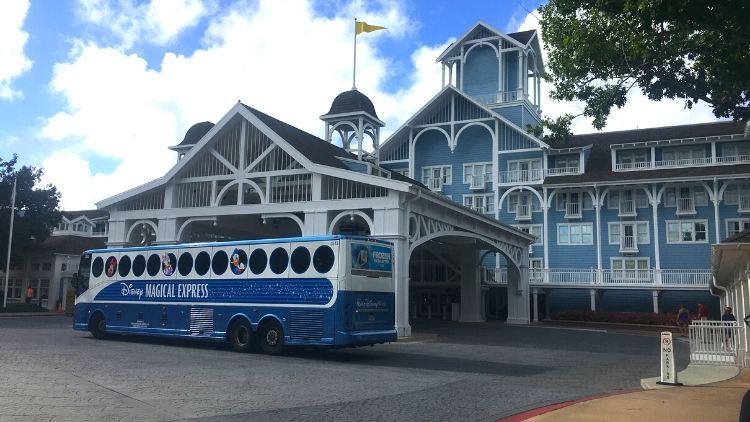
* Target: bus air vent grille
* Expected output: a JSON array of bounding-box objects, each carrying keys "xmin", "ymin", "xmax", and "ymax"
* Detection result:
[
  {"xmin": 288, "ymin": 310, "xmax": 324, "ymax": 340},
  {"xmin": 190, "ymin": 307, "xmax": 214, "ymax": 336}
]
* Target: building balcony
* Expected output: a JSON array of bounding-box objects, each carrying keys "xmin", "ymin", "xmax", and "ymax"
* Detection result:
[
  {"xmin": 739, "ymin": 196, "xmax": 750, "ymax": 213},
  {"xmin": 613, "ymin": 155, "xmax": 750, "ymax": 172},
  {"xmin": 515, "ymin": 204, "xmax": 532, "ymax": 221},
  {"xmin": 565, "ymin": 202, "xmax": 581, "ymax": 219},
  {"xmin": 481, "ymin": 268, "xmax": 711, "ymax": 289},
  {"xmin": 614, "ymin": 161, "xmax": 653, "ymax": 171},
  {"xmin": 619, "ymin": 235, "xmax": 638, "ymax": 253},
  {"xmin": 618, "ymin": 199, "xmax": 636, "ymax": 217},
  {"xmin": 471, "ymin": 89, "xmax": 523, "ymax": 105},
  {"xmin": 546, "ymin": 167, "xmax": 581, "ymax": 177},
  {"xmin": 716, "ymin": 154, "xmax": 750, "ymax": 164},
  {"xmin": 676, "ymin": 197, "xmax": 696, "ymax": 215},
  {"xmin": 498, "ymin": 169, "xmax": 544, "ymax": 185}
]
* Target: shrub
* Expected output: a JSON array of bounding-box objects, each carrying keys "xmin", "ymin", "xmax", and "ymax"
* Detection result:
[{"xmin": 548, "ymin": 310, "xmax": 680, "ymax": 325}]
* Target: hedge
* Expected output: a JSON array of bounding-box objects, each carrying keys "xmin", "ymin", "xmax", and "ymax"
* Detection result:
[
  {"xmin": 0, "ymin": 302, "xmax": 49, "ymax": 313},
  {"xmin": 548, "ymin": 310, "xmax": 682, "ymax": 326}
]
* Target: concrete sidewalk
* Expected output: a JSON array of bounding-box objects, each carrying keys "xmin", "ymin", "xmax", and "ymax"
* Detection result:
[
  {"xmin": 0, "ymin": 311, "xmax": 65, "ymax": 317},
  {"xmin": 521, "ymin": 367, "xmax": 749, "ymax": 421}
]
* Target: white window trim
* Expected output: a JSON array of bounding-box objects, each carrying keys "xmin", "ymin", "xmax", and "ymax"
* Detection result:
[
  {"xmin": 726, "ymin": 218, "xmax": 750, "ymax": 238},
  {"xmin": 607, "ymin": 221, "xmax": 650, "ymax": 245},
  {"xmin": 422, "ymin": 165, "xmax": 452, "ymax": 189},
  {"xmin": 556, "ymin": 223, "xmax": 594, "ymax": 245},
  {"xmin": 666, "ymin": 219, "xmax": 709, "ymax": 244},
  {"xmin": 513, "ymin": 224, "xmax": 543, "ymax": 245},
  {"xmin": 463, "ymin": 194, "xmax": 495, "ymax": 214},
  {"xmin": 508, "ymin": 192, "xmax": 541, "ymax": 213},
  {"xmin": 610, "ymin": 257, "xmax": 651, "ymax": 270}
]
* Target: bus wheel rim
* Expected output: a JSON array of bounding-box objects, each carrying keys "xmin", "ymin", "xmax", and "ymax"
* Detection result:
[{"xmin": 266, "ymin": 330, "xmax": 278, "ymax": 346}]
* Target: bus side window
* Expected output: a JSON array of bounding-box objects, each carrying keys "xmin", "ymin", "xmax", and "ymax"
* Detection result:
[
  {"xmin": 147, "ymin": 254, "xmax": 161, "ymax": 277},
  {"xmin": 195, "ymin": 252, "xmax": 210, "ymax": 276},
  {"xmin": 249, "ymin": 249, "xmax": 267, "ymax": 275},
  {"xmin": 313, "ymin": 246, "xmax": 335, "ymax": 273}
]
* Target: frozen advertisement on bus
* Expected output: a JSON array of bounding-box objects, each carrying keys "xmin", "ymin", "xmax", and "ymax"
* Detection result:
[{"xmin": 350, "ymin": 242, "xmax": 392, "ymax": 277}]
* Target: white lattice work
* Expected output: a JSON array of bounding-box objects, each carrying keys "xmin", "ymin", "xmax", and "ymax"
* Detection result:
[
  {"xmin": 175, "ymin": 181, "xmax": 212, "ymax": 208},
  {"xmin": 269, "ymin": 174, "xmax": 311, "ymax": 203},
  {"xmin": 321, "ymin": 176, "xmax": 389, "ymax": 200},
  {"xmin": 498, "ymin": 120, "xmax": 538, "ymax": 151},
  {"xmin": 120, "ymin": 189, "xmax": 165, "ymax": 211}
]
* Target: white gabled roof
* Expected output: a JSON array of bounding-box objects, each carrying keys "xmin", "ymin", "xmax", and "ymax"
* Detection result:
[{"xmin": 436, "ymin": 21, "xmax": 529, "ymax": 63}]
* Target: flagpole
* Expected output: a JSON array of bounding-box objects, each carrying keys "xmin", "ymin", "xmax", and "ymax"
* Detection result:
[
  {"xmin": 3, "ymin": 177, "xmax": 16, "ymax": 309},
  {"xmin": 352, "ymin": 18, "xmax": 357, "ymax": 90}
]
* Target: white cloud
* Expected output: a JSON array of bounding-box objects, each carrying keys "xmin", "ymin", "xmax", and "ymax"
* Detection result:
[
  {"xmin": 41, "ymin": 0, "xmax": 445, "ymax": 209},
  {"xmin": 0, "ymin": 0, "xmax": 32, "ymax": 100},
  {"xmin": 76, "ymin": 0, "xmax": 212, "ymax": 49},
  {"xmin": 515, "ymin": 12, "xmax": 718, "ymax": 135}
]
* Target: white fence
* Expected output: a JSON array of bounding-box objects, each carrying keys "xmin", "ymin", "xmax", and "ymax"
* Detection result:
[{"xmin": 689, "ymin": 321, "xmax": 742, "ymax": 365}]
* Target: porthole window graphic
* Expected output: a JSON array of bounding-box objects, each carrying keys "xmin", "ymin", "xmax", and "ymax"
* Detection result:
[
  {"xmin": 147, "ymin": 254, "xmax": 161, "ymax": 277},
  {"xmin": 132, "ymin": 255, "xmax": 146, "ymax": 277},
  {"xmin": 161, "ymin": 253, "xmax": 177, "ymax": 276},
  {"xmin": 290, "ymin": 247, "xmax": 311, "ymax": 274},
  {"xmin": 105, "ymin": 256, "xmax": 118, "ymax": 278},
  {"xmin": 249, "ymin": 249, "xmax": 267, "ymax": 275},
  {"xmin": 313, "ymin": 245, "xmax": 335, "ymax": 273},
  {"xmin": 269, "ymin": 248, "xmax": 289, "ymax": 275},
  {"xmin": 118, "ymin": 255, "xmax": 132, "ymax": 277},
  {"xmin": 195, "ymin": 251, "xmax": 210, "ymax": 276},
  {"xmin": 91, "ymin": 257, "xmax": 104, "ymax": 278},
  {"xmin": 178, "ymin": 252, "xmax": 193, "ymax": 276},
  {"xmin": 212, "ymin": 250, "xmax": 229, "ymax": 275},
  {"xmin": 230, "ymin": 248, "xmax": 247, "ymax": 275}
]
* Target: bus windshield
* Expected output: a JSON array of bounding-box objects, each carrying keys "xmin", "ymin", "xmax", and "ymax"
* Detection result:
[{"xmin": 76, "ymin": 253, "xmax": 92, "ymax": 296}]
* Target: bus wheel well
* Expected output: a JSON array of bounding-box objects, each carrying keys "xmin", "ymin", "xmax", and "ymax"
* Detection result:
[
  {"xmin": 226, "ymin": 315, "xmax": 253, "ymax": 340},
  {"xmin": 88, "ymin": 311, "xmax": 107, "ymax": 339},
  {"xmin": 257, "ymin": 315, "xmax": 283, "ymax": 331}
]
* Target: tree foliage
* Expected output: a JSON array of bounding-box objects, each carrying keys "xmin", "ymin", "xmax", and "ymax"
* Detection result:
[
  {"xmin": 0, "ymin": 155, "xmax": 62, "ymax": 269},
  {"xmin": 538, "ymin": 0, "xmax": 750, "ymax": 140}
]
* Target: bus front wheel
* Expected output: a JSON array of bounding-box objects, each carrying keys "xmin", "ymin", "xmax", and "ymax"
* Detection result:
[
  {"xmin": 89, "ymin": 313, "xmax": 107, "ymax": 339},
  {"xmin": 259, "ymin": 320, "xmax": 285, "ymax": 355},
  {"xmin": 228, "ymin": 319, "xmax": 254, "ymax": 353}
]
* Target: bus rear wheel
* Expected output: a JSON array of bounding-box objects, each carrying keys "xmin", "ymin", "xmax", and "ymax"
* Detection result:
[
  {"xmin": 228, "ymin": 319, "xmax": 254, "ymax": 353},
  {"xmin": 259, "ymin": 320, "xmax": 285, "ymax": 355},
  {"xmin": 89, "ymin": 313, "xmax": 107, "ymax": 339}
]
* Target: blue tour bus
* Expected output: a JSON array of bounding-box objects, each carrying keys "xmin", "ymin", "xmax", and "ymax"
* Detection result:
[{"xmin": 73, "ymin": 235, "xmax": 396, "ymax": 354}]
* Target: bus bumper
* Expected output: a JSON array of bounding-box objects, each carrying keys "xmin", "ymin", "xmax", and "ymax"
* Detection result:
[
  {"xmin": 72, "ymin": 304, "xmax": 91, "ymax": 331},
  {"xmin": 336, "ymin": 329, "xmax": 397, "ymax": 346}
]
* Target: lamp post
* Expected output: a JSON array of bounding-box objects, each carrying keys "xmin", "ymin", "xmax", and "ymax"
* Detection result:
[{"xmin": 2, "ymin": 177, "xmax": 17, "ymax": 309}]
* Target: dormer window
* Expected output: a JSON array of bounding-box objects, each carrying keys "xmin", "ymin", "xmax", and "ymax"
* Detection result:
[
  {"xmin": 661, "ymin": 146, "xmax": 707, "ymax": 166},
  {"xmin": 555, "ymin": 155, "xmax": 579, "ymax": 171},
  {"xmin": 616, "ymin": 149, "xmax": 650, "ymax": 170}
]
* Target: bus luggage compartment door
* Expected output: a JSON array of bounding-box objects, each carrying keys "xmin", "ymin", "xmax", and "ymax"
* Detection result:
[{"xmin": 351, "ymin": 292, "xmax": 394, "ymax": 331}]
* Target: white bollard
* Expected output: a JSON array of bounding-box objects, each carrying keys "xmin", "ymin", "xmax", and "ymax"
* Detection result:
[{"xmin": 656, "ymin": 331, "xmax": 682, "ymax": 386}]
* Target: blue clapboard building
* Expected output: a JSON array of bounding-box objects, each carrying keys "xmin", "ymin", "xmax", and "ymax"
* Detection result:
[{"xmin": 379, "ymin": 22, "xmax": 747, "ymax": 321}]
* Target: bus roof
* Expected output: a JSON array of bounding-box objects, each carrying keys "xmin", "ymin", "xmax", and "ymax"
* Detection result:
[{"xmin": 83, "ymin": 235, "xmax": 393, "ymax": 254}]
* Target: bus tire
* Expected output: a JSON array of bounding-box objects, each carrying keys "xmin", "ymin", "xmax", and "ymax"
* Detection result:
[
  {"xmin": 228, "ymin": 319, "xmax": 253, "ymax": 353},
  {"xmin": 259, "ymin": 320, "xmax": 285, "ymax": 355},
  {"xmin": 89, "ymin": 312, "xmax": 107, "ymax": 339}
]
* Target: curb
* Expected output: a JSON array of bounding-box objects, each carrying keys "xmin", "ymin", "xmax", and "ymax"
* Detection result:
[
  {"xmin": 542, "ymin": 319, "xmax": 680, "ymax": 333},
  {"xmin": 496, "ymin": 389, "xmax": 639, "ymax": 422},
  {"xmin": 0, "ymin": 312, "xmax": 67, "ymax": 317}
]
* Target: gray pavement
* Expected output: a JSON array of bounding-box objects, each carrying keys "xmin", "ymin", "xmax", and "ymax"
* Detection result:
[{"xmin": 0, "ymin": 316, "xmax": 690, "ymax": 421}]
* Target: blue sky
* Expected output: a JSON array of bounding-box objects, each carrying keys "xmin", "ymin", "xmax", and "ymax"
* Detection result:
[{"xmin": 0, "ymin": 0, "xmax": 718, "ymax": 210}]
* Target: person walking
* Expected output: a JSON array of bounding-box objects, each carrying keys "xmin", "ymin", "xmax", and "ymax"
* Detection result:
[
  {"xmin": 721, "ymin": 306, "xmax": 737, "ymax": 349},
  {"xmin": 698, "ymin": 302, "xmax": 710, "ymax": 320},
  {"xmin": 25, "ymin": 286, "xmax": 33, "ymax": 303},
  {"xmin": 676, "ymin": 304, "xmax": 690, "ymax": 337}
]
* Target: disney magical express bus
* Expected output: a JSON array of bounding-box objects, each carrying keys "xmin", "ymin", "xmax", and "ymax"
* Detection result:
[{"xmin": 73, "ymin": 236, "xmax": 396, "ymax": 354}]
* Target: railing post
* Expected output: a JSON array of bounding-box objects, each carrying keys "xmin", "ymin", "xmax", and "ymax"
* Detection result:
[
  {"xmin": 655, "ymin": 269, "xmax": 662, "ymax": 285},
  {"xmin": 596, "ymin": 268, "xmax": 603, "ymax": 285},
  {"xmin": 543, "ymin": 268, "xmax": 549, "ymax": 284}
]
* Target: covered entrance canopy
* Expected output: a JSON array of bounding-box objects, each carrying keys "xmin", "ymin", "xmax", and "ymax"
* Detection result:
[{"xmin": 97, "ymin": 101, "xmax": 534, "ymax": 336}]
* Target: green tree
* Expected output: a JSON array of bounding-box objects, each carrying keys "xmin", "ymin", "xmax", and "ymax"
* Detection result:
[
  {"xmin": 537, "ymin": 0, "xmax": 750, "ymax": 141},
  {"xmin": 0, "ymin": 155, "xmax": 62, "ymax": 269}
]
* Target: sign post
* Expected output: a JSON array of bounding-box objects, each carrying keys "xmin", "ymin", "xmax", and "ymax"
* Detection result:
[{"xmin": 656, "ymin": 331, "xmax": 682, "ymax": 386}]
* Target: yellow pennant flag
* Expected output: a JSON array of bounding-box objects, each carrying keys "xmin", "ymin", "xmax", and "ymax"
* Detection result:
[{"xmin": 355, "ymin": 21, "xmax": 386, "ymax": 35}]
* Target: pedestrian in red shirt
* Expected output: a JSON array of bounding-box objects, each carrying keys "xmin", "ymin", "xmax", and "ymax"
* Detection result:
[{"xmin": 697, "ymin": 303, "xmax": 709, "ymax": 320}]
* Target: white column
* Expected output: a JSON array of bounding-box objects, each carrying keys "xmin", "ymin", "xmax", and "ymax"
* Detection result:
[
  {"xmin": 713, "ymin": 178, "xmax": 721, "ymax": 243},
  {"xmin": 448, "ymin": 62, "xmax": 453, "ymax": 86},
  {"xmin": 589, "ymin": 289, "xmax": 597, "ymax": 311},
  {"xmin": 459, "ymin": 47, "xmax": 465, "ymax": 90},
  {"xmin": 652, "ymin": 184, "xmax": 661, "ymax": 271},
  {"xmin": 543, "ymin": 188, "xmax": 549, "ymax": 281},
  {"xmin": 652, "ymin": 290, "xmax": 660, "ymax": 313},
  {"xmin": 459, "ymin": 246, "xmax": 483, "ymax": 322},
  {"xmin": 497, "ymin": 50, "xmax": 503, "ymax": 101},
  {"xmin": 711, "ymin": 142, "xmax": 717, "ymax": 163},
  {"xmin": 532, "ymin": 288, "xmax": 539, "ymax": 322},
  {"xmin": 506, "ymin": 249, "xmax": 530, "ymax": 325},
  {"xmin": 441, "ymin": 63, "xmax": 446, "ymax": 87},
  {"xmin": 595, "ymin": 187, "xmax": 602, "ymax": 282},
  {"xmin": 650, "ymin": 146, "xmax": 656, "ymax": 169},
  {"xmin": 303, "ymin": 211, "xmax": 328, "ymax": 236},
  {"xmin": 408, "ymin": 129, "xmax": 415, "ymax": 182},
  {"xmin": 393, "ymin": 235, "xmax": 411, "ymax": 337},
  {"xmin": 517, "ymin": 50, "xmax": 523, "ymax": 97},
  {"xmin": 155, "ymin": 218, "xmax": 178, "ymax": 245}
]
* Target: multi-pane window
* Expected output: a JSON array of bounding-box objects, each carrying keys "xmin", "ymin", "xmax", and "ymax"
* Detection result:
[
  {"xmin": 422, "ymin": 166, "xmax": 451, "ymax": 190},
  {"xmin": 42, "ymin": 263, "xmax": 51, "ymax": 271},
  {"xmin": 508, "ymin": 192, "xmax": 540, "ymax": 213},
  {"xmin": 662, "ymin": 146, "xmax": 706, "ymax": 163},
  {"xmin": 557, "ymin": 223, "xmax": 593, "ymax": 245},
  {"xmin": 662, "ymin": 186, "xmax": 707, "ymax": 208},
  {"xmin": 726, "ymin": 219, "xmax": 750, "ymax": 238},
  {"xmin": 529, "ymin": 258, "xmax": 544, "ymax": 280},
  {"xmin": 28, "ymin": 279, "xmax": 49, "ymax": 300},
  {"xmin": 5, "ymin": 279, "xmax": 22, "ymax": 299},
  {"xmin": 611, "ymin": 258, "xmax": 650, "ymax": 279},
  {"xmin": 506, "ymin": 159, "xmax": 542, "ymax": 182},
  {"xmin": 463, "ymin": 163, "xmax": 492, "ymax": 188},
  {"xmin": 557, "ymin": 191, "xmax": 587, "ymax": 211},
  {"xmin": 513, "ymin": 224, "xmax": 543, "ymax": 245},
  {"xmin": 666, "ymin": 220, "xmax": 708, "ymax": 243},
  {"xmin": 724, "ymin": 183, "xmax": 750, "ymax": 205},
  {"xmin": 463, "ymin": 194, "xmax": 494, "ymax": 214},
  {"xmin": 617, "ymin": 149, "xmax": 649, "ymax": 167},
  {"xmin": 608, "ymin": 222, "xmax": 650, "ymax": 244},
  {"xmin": 722, "ymin": 143, "xmax": 750, "ymax": 157},
  {"xmin": 31, "ymin": 263, "xmax": 40, "ymax": 271},
  {"xmin": 555, "ymin": 155, "xmax": 579, "ymax": 169},
  {"xmin": 608, "ymin": 189, "xmax": 648, "ymax": 209}
]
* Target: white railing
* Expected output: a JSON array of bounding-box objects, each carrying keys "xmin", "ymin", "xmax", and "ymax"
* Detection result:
[
  {"xmin": 468, "ymin": 174, "xmax": 488, "ymax": 189},
  {"xmin": 614, "ymin": 161, "xmax": 652, "ymax": 171},
  {"xmin": 499, "ymin": 169, "xmax": 544, "ymax": 184},
  {"xmin": 677, "ymin": 197, "xmax": 696, "ymax": 215},
  {"xmin": 515, "ymin": 204, "xmax": 531, "ymax": 221},
  {"xmin": 689, "ymin": 321, "xmax": 741, "ymax": 365},
  {"xmin": 716, "ymin": 154, "xmax": 750, "ymax": 164},
  {"xmin": 424, "ymin": 177, "xmax": 442, "ymax": 191},
  {"xmin": 565, "ymin": 202, "xmax": 581, "ymax": 218},
  {"xmin": 471, "ymin": 205, "xmax": 489, "ymax": 214},
  {"xmin": 655, "ymin": 157, "xmax": 713, "ymax": 168},
  {"xmin": 660, "ymin": 269, "xmax": 712, "ymax": 286},
  {"xmin": 739, "ymin": 196, "xmax": 750, "ymax": 213},
  {"xmin": 619, "ymin": 235, "xmax": 637, "ymax": 253},
  {"xmin": 481, "ymin": 268, "xmax": 711, "ymax": 288},
  {"xmin": 546, "ymin": 167, "xmax": 580, "ymax": 176},
  {"xmin": 619, "ymin": 199, "xmax": 636, "ymax": 216},
  {"xmin": 472, "ymin": 89, "xmax": 522, "ymax": 105}
]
